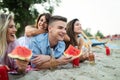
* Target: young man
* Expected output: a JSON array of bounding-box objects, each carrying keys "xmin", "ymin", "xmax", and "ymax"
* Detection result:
[{"xmin": 29, "ymin": 16, "xmax": 73, "ymax": 69}]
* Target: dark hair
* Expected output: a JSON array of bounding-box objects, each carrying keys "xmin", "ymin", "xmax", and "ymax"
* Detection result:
[
  {"xmin": 35, "ymin": 13, "xmax": 51, "ymax": 28},
  {"xmin": 65, "ymin": 18, "xmax": 79, "ymax": 49},
  {"xmin": 48, "ymin": 15, "xmax": 67, "ymax": 25}
]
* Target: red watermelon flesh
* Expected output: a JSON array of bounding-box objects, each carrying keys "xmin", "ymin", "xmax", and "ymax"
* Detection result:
[
  {"xmin": 8, "ymin": 46, "xmax": 32, "ymax": 60},
  {"xmin": 64, "ymin": 45, "xmax": 82, "ymax": 58}
]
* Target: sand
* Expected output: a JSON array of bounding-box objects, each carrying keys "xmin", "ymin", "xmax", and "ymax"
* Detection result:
[{"xmin": 9, "ymin": 40, "xmax": 120, "ymax": 80}]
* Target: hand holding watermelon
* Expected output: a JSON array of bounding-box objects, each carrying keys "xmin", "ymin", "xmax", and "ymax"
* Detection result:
[
  {"xmin": 64, "ymin": 45, "xmax": 83, "ymax": 67},
  {"xmin": 64, "ymin": 45, "xmax": 82, "ymax": 59},
  {"xmin": 8, "ymin": 46, "xmax": 32, "ymax": 73},
  {"xmin": 15, "ymin": 59, "xmax": 29, "ymax": 73}
]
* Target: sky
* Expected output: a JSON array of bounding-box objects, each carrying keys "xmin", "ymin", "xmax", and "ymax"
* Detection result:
[{"xmin": 35, "ymin": 0, "xmax": 120, "ymax": 36}]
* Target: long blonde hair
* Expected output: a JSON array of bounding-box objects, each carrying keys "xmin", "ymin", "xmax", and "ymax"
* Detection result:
[{"xmin": 0, "ymin": 13, "xmax": 14, "ymax": 56}]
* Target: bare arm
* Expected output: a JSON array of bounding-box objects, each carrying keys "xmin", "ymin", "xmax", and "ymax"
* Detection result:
[
  {"xmin": 34, "ymin": 55, "xmax": 73, "ymax": 70},
  {"xmin": 64, "ymin": 34, "xmax": 70, "ymax": 42},
  {"xmin": 78, "ymin": 37, "xmax": 84, "ymax": 50},
  {"xmin": 25, "ymin": 25, "xmax": 47, "ymax": 37}
]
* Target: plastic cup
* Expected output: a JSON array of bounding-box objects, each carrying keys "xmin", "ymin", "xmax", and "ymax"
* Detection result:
[
  {"xmin": 105, "ymin": 46, "xmax": 110, "ymax": 56},
  {"xmin": 72, "ymin": 57, "xmax": 80, "ymax": 67},
  {"xmin": 88, "ymin": 53, "xmax": 95, "ymax": 64}
]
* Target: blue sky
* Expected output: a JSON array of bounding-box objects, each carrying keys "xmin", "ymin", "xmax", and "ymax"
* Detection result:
[{"xmin": 35, "ymin": 0, "xmax": 120, "ymax": 36}]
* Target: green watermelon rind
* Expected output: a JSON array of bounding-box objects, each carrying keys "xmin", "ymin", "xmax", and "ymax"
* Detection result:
[
  {"xmin": 8, "ymin": 53, "xmax": 32, "ymax": 60},
  {"xmin": 8, "ymin": 46, "xmax": 32, "ymax": 61},
  {"xmin": 64, "ymin": 51, "xmax": 82, "ymax": 58}
]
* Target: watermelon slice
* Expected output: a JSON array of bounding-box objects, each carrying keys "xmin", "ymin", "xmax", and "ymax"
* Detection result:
[
  {"xmin": 8, "ymin": 46, "xmax": 32, "ymax": 60},
  {"xmin": 64, "ymin": 45, "xmax": 82, "ymax": 58}
]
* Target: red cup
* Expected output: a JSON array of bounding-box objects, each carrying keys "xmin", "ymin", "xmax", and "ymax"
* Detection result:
[
  {"xmin": 72, "ymin": 57, "xmax": 80, "ymax": 67},
  {"xmin": 105, "ymin": 46, "xmax": 110, "ymax": 56},
  {"xmin": 0, "ymin": 65, "xmax": 9, "ymax": 80}
]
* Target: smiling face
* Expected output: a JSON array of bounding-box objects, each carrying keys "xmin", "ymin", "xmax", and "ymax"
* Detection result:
[
  {"xmin": 49, "ymin": 21, "xmax": 67, "ymax": 41},
  {"xmin": 74, "ymin": 20, "xmax": 82, "ymax": 34},
  {"xmin": 7, "ymin": 19, "xmax": 17, "ymax": 43},
  {"xmin": 37, "ymin": 15, "xmax": 47, "ymax": 30}
]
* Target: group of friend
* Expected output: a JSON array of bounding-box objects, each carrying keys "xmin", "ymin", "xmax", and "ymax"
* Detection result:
[{"xmin": 0, "ymin": 12, "xmax": 94, "ymax": 74}]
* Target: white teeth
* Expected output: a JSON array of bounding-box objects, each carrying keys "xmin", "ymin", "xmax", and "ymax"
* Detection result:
[
  {"xmin": 13, "ymin": 34, "xmax": 15, "ymax": 37},
  {"xmin": 11, "ymin": 34, "xmax": 14, "ymax": 36},
  {"xmin": 11, "ymin": 34, "xmax": 15, "ymax": 37},
  {"xmin": 11, "ymin": 34, "xmax": 16, "ymax": 39}
]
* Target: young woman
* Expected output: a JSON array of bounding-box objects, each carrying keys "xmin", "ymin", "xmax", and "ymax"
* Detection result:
[
  {"xmin": 0, "ymin": 13, "xmax": 29, "ymax": 74},
  {"xmin": 65, "ymin": 18, "xmax": 95, "ymax": 62},
  {"xmin": 25, "ymin": 13, "xmax": 51, "ymax": 37}
]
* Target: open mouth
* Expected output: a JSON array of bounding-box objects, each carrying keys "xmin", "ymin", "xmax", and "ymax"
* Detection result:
[{"xmin": 10, "ymin": 34, "xmax": 16, "ymax": 38}]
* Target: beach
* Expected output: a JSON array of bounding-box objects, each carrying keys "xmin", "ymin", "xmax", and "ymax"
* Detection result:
[{"xmin": 9, "ymin": 40, "xmax": 120, "ymax": 80}]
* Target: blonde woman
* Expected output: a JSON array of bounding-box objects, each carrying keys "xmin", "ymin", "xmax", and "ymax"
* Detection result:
[{"xmin": 0, "ymin": 13, "xmax": 28, "ymax": 74}]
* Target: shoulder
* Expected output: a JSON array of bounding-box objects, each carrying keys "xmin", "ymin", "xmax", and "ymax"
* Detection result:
[
  {"xmin": 17, "ymin": 36, "xmax": 25, "ymax": 41},
  {"xmin": 31, "ymin": 33, "xmax": 48, "ymax": 42},
  {"xmin": 25, "ymin": 25, "xmax": 35, "ymax": 29},
  {"xmin": 12, "ymin": 40, "xmax": 20, "ymax": 47},
  {"xmin": 7, "ymin": 40, "xmax": 19, "ymax": 51}
]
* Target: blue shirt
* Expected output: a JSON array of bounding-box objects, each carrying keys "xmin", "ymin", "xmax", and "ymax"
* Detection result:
[{"xmin": 29, "ymin": 33, "xmax": 65, "ymax": 59}]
